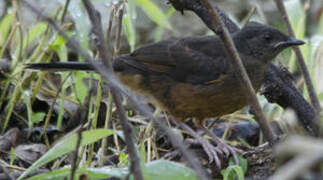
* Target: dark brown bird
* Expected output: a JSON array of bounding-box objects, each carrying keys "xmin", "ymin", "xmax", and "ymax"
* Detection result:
[{"xmin": 27, "ymin": 23, "xmax": 304, "ymax": 167}]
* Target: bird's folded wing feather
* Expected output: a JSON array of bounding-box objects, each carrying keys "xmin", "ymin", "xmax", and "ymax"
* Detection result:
[{"xmin": 128, "ymin": 37, "xmax": 230, "ymax": 85}]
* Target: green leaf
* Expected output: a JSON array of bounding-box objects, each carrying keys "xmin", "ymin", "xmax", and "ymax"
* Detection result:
[
  {"xmin": 319, "ymin": 13, "xmax": 323, "ymax": 33},
  {"xmin": 26, "ymin": 167, "xmax": 112, "ymax": 180},
  {"xmin": 23, "ymin": 23, "xmax": 48, "ymax": 49},
  {"xmin": 75, "ymin": 71, "xmax": 89, "ymax": 103},
  {"xmin": 319, "ymin": 92, "xmax": 323, "ymax": 101},
  {"xmin": 140, "ymin": 141, "xmax": 146, "ymax": 163},
  {"xmin": 0, "ymin": 13, "xmax": 13, "ymax": 45},
  {"xmin": 18, "ymin": 129, "xmax": 114, "ymax": 180},
  {"xmin": 221, "ymin": 165, "xmax": 245, "ymax": 180},
  {"xmin": 68, "ymin": 0, "xmax": 90, "ymax": 53},
  {"xmin": 26, "ymin": 168, "xmax": 71, "ymax": 180},
  {"xmin": 135, "ymin": 0, "xmax": 172, "ymax": 29},
  {"xmin": 119, "ymin": 152, "xmax": 129, "ymax": 166},
  {"xmin": 145, "ymin": 160, "xmax": 197, "ymax": 180},
  {"xmin": 48, "ymin": 35, "xmax": 67, "ymax": 61},
  {"xmin": 229, "ymin": 154, "xmax": 248, "ymax": 174},
  {"xmin": 10, "ymin": 147, "xmax": 15, "ymax": 165},
  {"xmin": 284, "ymin": 0, "xmax": 305, "ymax": 38},
  {"xmin": 26, "ymin": 166, "xmax": 129, "ymax": 180},
  {"xmin": 31, "ymin": 112, "xmax": 46, "ymax": 124},
  {"xmin": 123, "ymin": 14, "xmax": 136, "ymax": 52},
  {"xmin": 225, "ymin": 154, "xmax": 247, "ymax": 180},
  {"xmin": 139, "ymin": 143, "xmax": 149, "ymax": 179},
  {"xmin": 284, "ymin": 0, "xmax": 307, "ymax": 71},
  {"xmin": 26, "ymin": 160, "xmax": 197, "ymax": 180}
]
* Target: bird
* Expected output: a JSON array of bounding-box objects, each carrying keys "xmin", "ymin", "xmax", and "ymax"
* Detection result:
[{"xmin": 26, "ymin": 23, "xmax": 305, "ymax": 168}]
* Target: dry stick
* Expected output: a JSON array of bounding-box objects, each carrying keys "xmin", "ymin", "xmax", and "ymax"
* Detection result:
[
  {"xmin": 42, "ymin": 73, "xmax": 71, "ymax": 148},
  {"xmin": 0, "ymin": 163, "xmax": 15, "ymax": 180},
  {"xmin": 273, "ymin": 0, "xmax": 321, "ymax": 131},
  {"xmin": 60, "ymin": 0, "xmax": 70, "ymax": 23},
  {"xmin": 111, "ymin": 5, "xmax": 123, "ymax": 155},
  {"xmin": 199, "ymin": 0, "xmax": 276, "ymax": 145},
  {"xmin": 241, "ymin": 7, "xmax": 256, "ymax": 27},
  {"xmin": 70, "ymin": 128, "xmax": 83, "ymax": 180},
  {"xmin": 100, "ymin": 5, "xmax": 116, "ymax": 165},
  {"xmin": 81, "ymin": 0, "xmax": 113, "ymax": 68},
  {"xmin": 113, "ymin": 5, "xmax": 123, "ymax": 57},
  {"xmin": 23, "ymin": 1, "xmax": 209, "ymax": 179},
  {"xmin": 106, "ymin": 6, "xmax": 116, "ymax": 45},
  {"xmin": 111, "ymin": 93, "xmax": 143, "ymax": 179},
  {"xmin": 81, "ymin": 1, "xmax": 143, "ymax": 180}
]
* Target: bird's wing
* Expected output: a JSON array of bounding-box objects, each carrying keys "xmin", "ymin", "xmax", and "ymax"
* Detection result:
[
  {"xmin": 129, "ymin": 40, "xmax": 176, "ymax": 73},
  {"xmin": 129, "ymin": 37, "xmax": 231, "ymax": 84}
]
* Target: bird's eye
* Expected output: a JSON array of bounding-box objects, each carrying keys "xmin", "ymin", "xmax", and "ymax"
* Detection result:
[{"xmin": 264, "ymin": 34, "xmax": 271, "ymax": 41}]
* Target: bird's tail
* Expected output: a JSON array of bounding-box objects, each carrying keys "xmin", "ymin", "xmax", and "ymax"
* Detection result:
[
  {"xmin": 26, "ymin": 55, "xmax": 150, "ymax": 76},
  {"xmin": 25, "ymin": 62, "xmax": 99, "ymax": 71}
]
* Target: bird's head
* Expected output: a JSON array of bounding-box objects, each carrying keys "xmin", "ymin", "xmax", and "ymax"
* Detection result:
[{"xmin": 235, "ymin": 22, "xmax": 304, "ymax": 62}]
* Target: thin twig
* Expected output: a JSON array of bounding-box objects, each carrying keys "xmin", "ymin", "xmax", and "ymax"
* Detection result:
[
  {"xmin": 273, "ymin": 0, "xmax": 321, "ymax": 135},
  {"xmin": 112, "ymin": 93, "xmax": 144, "ymax": 180},
  {"xmin": 0, "ymin": 163, "xmax": 15, "ymax": 180},
  {"xmin": 199, "ymin": 0, "xmax": 276, "ymax": 144},
  {"xmin": 241, "ymin": 7, "xmax": 256, "ymax": 27},
  {"xmin": 114, "ymin": 6, "xmax": 123, "ymax": 57},
  {"xmin": 61, "ymin": 0, "xmax": 70, "ymax": 24},
  {"xmin": 110, "ymin": 4, "xmax": 123, "ymax": 158},
  {"xmin": 70, "ymin": 127, "xmax": 83, "ymax": 180},
  {"xmin": 60, "ymin": 0, "xmax": 70, "ymax": 23},
  {"xmin": 106, "ymin": 5, "xmax": 116, "ymax": 52},
  {"xmin": 43, "ymin": 73, "xmax": 71, "ymax": 148},
  {"xmin": 99, "ymin": 5, "xmax": 116, "ymax": 166}
]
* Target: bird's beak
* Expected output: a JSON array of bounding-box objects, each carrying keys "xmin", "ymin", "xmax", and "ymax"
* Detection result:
[
  {"xmin": 284, "ymin": 37, "xmax": 305, "ymax": 46},
  {"xmin": 274, "ymin": 38, "xmax": 305, "ymax": 49}
]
